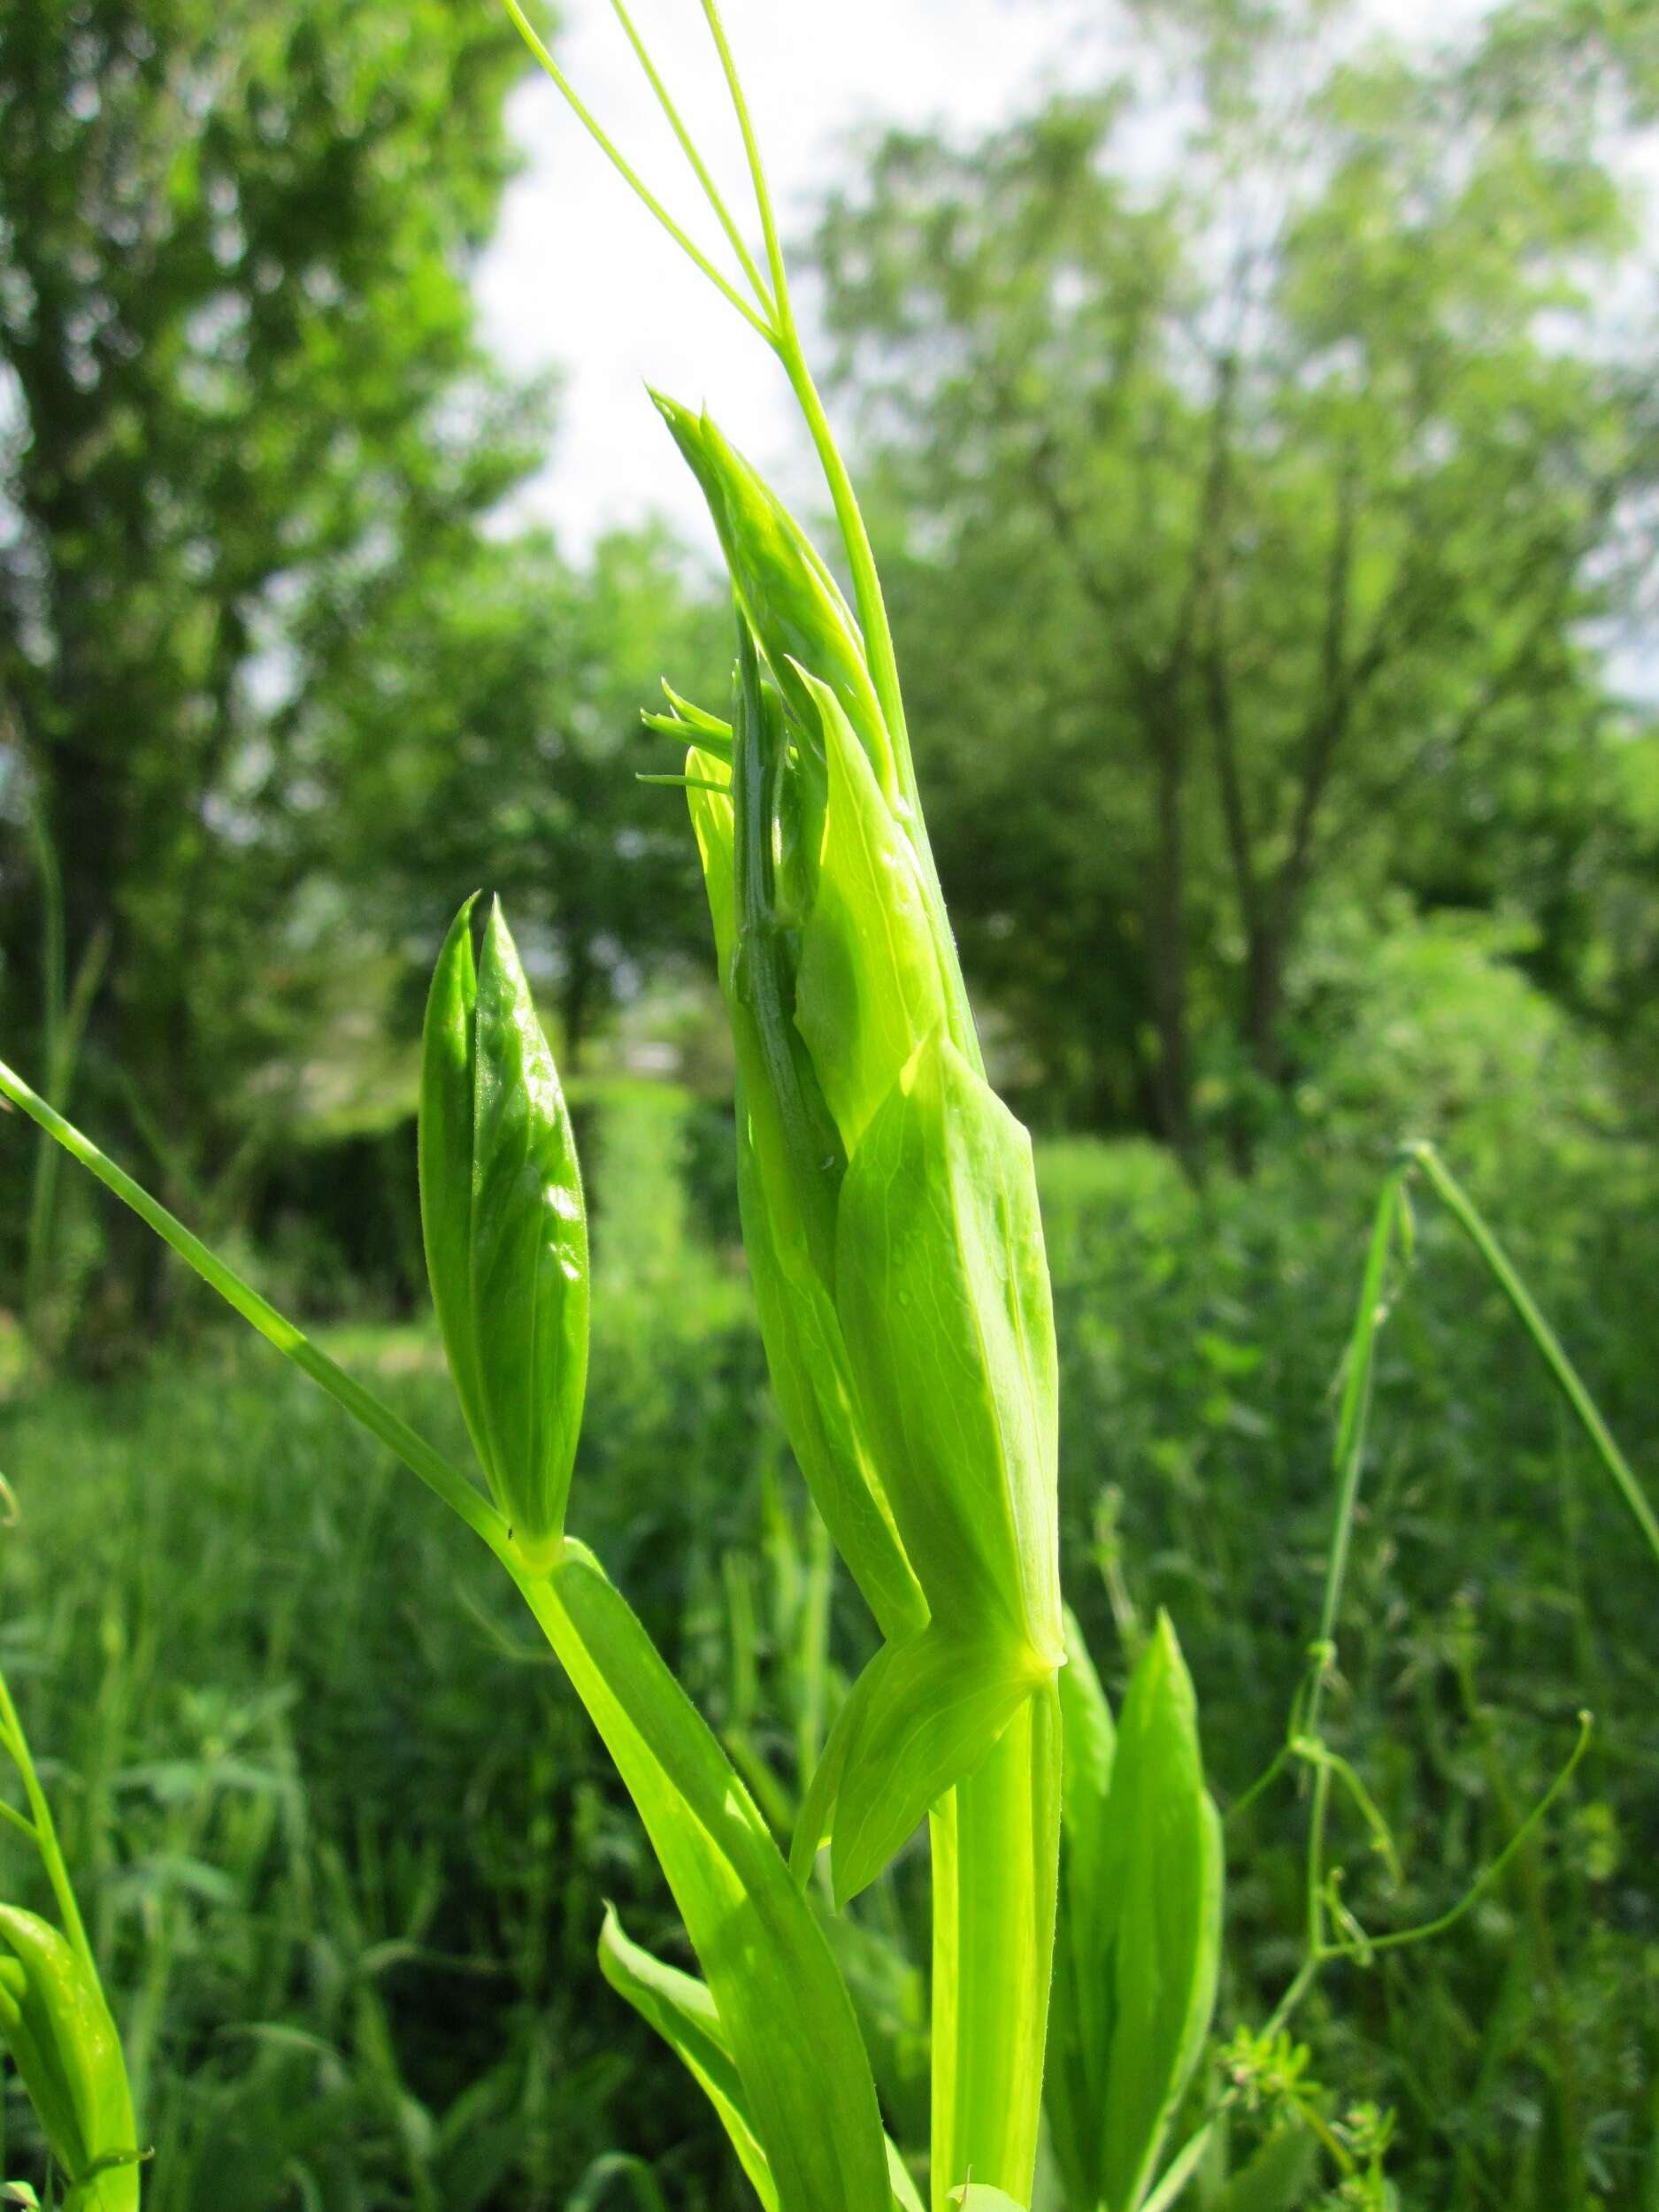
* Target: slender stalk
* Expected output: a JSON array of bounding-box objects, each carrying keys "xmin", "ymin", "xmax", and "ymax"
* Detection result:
[
  {"xmin": 608, "ymin": 0, "xmax": 777, "ymax": 319},
  {"xmin": 22, "ymin": 799, "xmax": 65, "ymax": 1333},
  {"xmin": 1317, "ymin": 1711, "xmax": 1592, "ymax": 1963},
  {"xmin": 0, "ymin": 1671, "xmax": 93, "ymax": 1978},
  {"xmin": 928, "ymin": 1688, "xmax": 1061, "ymax": 2210},
  {"xmin": 697, "ymin": 0, "xmax": 788, "ymax": 328},
  {"xmin": 1404, "ymin": 1140, "xmax": 1659, "ymax": 1575},
  {"xmin": 500, "ymin": 0, "xmax": 776, "ymax": 342},
  {"xmin": 0, "ymin": 1057, "xmax": 506, "ymax": 1556},
  {"xmin": 1303, "ymin": 1164, "xmax": 1406, "ymax": 1955}
]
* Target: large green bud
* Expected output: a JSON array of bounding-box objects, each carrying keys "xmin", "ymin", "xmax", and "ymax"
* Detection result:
[{"xmin": 662, "ymin": 403, "xmax": 1063, "ymax": 1901}]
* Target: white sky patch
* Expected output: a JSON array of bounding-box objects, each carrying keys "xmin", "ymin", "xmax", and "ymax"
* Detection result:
[{"xmin": 478, "ymin": 0, "xmax": 1092, "ymax": 553}]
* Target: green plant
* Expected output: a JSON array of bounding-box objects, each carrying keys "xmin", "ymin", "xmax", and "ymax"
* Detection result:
[
  {"xmin": 0, "ymin": 16, "xmax": 1226, "ymax": 2208},
  {"xmin": 5, "ymin": 10, "xmax": 1652, "ymax": 2209}
]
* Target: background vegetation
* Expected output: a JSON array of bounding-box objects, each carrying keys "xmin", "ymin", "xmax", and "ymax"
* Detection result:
[{"xmin": 1, "ymin": 0, "xmax": 1656, "ymax": 2205}]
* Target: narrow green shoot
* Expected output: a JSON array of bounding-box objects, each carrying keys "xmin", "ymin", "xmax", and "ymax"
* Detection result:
[
  {"xmin": 1403, "ymin": 1140, "xmax": 1659, "ymax": 1572},
  {"xmin": 0, "ymin": 1056, "xmax": 505, "ymax": 1556}
]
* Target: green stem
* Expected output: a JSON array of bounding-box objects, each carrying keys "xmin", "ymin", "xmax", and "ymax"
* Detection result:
[
  {"xmin": 1303, "ymin": 1164, "xmax": 1406, "ymax": 1956},
  {"xmin": 1404, "ymin": 1141, "xmax": 1659, "ymax": 1576},
  {"xmin": 0, "ymin": 1057, "xmax": 506, "ymax": 1556},
  {"xmin": 1316, "ymin": 1711, "xmax": 1592, "ymax": 1962},
  {"xmin": 698, "ymin": 0, "xmax": 789, "ymax": 332},
  {"xmin": 0, "ymin": 1669, "xmax": 94, "ymax": 1978},
  {"xmin": 928, "ymin": 1685, "xmax": 1061, "ymax": 2210}
]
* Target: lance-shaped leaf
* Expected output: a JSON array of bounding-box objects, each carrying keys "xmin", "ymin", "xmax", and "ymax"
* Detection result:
[
  {"xmin": 0, "ymin": 1908, "xmax": 138, "ymax": 2211},
  {"xmin": 736, "ymin": 1123, "xmax": 928, "ymax": 1646},
  {"xmin": 1071, "ymin": 1614, "xmax": 1224, "ymax": 2212},
  {"xmin": 600, "ymin": 1908, "xmax": 926, "ymax": 2212},
  {"xmin": 792, "ymin": 670, "xmax": 948, "ymax": 1156},
  {"xmin": 834, "ymin": 1031, "xmax": 1062, "ymax": 1660},
  {"xmin": 792, "ymin": 1630, "xmax": 1044, "ymax": 1909},
  {"xmin": 654, "ymin": 394, "xmax": 898, "ymax": 804},
  {"xmin": 419, "ymin": 899, "xmax": 588, "ymax": 1570},
  {"xmin": 526, "ymin": 1540, "xmax": 891, "ymax": 2212},
  {"xmin": 598, "ymin": 1907, "xmax": 777, "ymax": 2208}
]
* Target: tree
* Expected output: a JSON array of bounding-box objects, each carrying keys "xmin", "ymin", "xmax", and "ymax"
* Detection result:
[
  {"xmin": 811, "ymin": 0, "xmax": 1659, "ymax": 1161},
  {"xmin": 302, "ymin": 520, "xmax": 729, "ymax": 1073},
  {"xmin": 0, "ymin": 0, "xmax": 538, "ymax": 1278}
]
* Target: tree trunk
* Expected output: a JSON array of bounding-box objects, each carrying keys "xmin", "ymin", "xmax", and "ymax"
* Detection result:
[{"xmin": 1143, "ymin": 689, "xmax": 1196, "ymax": 1168}]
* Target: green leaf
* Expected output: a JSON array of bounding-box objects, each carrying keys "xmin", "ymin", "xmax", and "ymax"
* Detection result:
[
  {"xmin": 468, "ymin": 900, "xmax": 589, "ymax": 1569},
  {"xmin": 793, "ymin": 670, "xmax": 947, "ymax": 1156},
  {"xmin": 0, "ymin": 1908, "xmax": 138, "ymax": 2210},
  {"xmin": 598, "ymin": 1909, "xmax": 778, "ymax": 2208},
  {"xmin": 523, "ymin": 1542, "xmax": 890, "ymax": 2212},
  {"xmin": 886, "ymin": 2146, "xmax": 926, "ymax": 2212},
  {"xmin": 599, "ymin": 1910, "xmax": 926, "ymax": 2212},
  {"xmin": 834, "ymin": 1030, "xmax": 1062, "ymax": 1660},
  {"xmin": 1096, "ymin": 1614, "xmax": 1224, "ymax": 2212},
  {"xmin": 822, "ymin": 1632, "xmax": 1044, "ymax": 1907},
  {"xmin": 736, "ymin": 1115, "xmax": 926, "ymax": 1648},
  {"xmin": 950, "ymin": 2191, "xmax": 1028, "ymax": 2212},
  {"xmin": 1210, "ymin": 2124, "xmax": 1317, "ymax": 2212},
  {"xmin": 653, "ymin": 395, "xmax": 897, "ymax": 803}
]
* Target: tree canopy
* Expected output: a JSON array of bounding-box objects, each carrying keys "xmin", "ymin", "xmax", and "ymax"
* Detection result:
[{"xmin": 811, "ymin": 0, "xmax": 1659, "ymax": 1157}]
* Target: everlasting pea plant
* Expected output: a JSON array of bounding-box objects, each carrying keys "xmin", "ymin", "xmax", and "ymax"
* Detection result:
[{"xmin": 0, "ymin": 7, "xmax": 1223, "ymax": 2207}]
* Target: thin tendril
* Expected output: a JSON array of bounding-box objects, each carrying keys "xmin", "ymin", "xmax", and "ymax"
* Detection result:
[
  {"xmin": 1319, "ymin": 1711, "xmax": 1594, "ymax": 1963},
  {"xmin": 500, "ymin": 0, "xmax": 775, "ymax": 342},
  {"xmin": 698, "ymin": 0, "xmax": 790, "ymax": 324},
  {"xmin": 637, "ymin": 772, "xmax": 732, "ymax": 795},
  {"xmin": 607, "ymin": 0, "xmax": 778, "ymax": 321}
]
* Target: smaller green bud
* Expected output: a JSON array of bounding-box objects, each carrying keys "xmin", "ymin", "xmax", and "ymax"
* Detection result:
[
  {"xmin": 419, "ymin": 896, "xmax": 589, "ymax": 1571},
  {"xmin": 0, "ymin": 1909, "xmax": 139, "ymax": 2210}
]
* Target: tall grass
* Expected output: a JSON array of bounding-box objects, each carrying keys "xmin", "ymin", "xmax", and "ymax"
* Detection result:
[{"xmin": 0, "ymin": 1116, "xmax": 1654, "ymax": 2205}]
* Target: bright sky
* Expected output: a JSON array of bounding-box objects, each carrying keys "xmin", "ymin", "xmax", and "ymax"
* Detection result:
[
  {"xmin": 478, "ymin": 0, "xmax": 1094, "ymax": 551},
  {"xmin": 475, "ymin": 0, "xmax": 1490, "ymax": 556}
]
